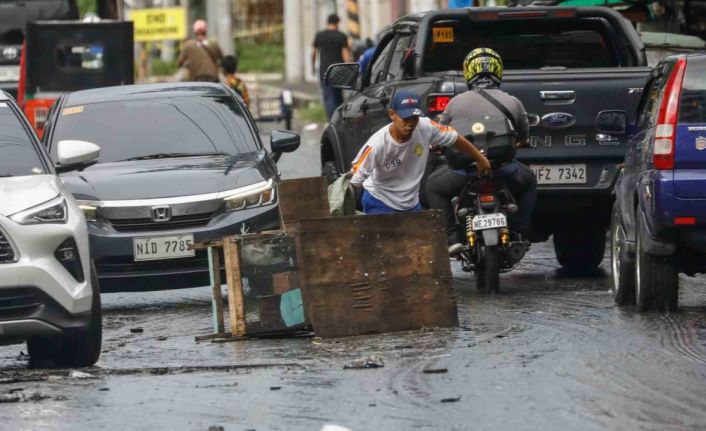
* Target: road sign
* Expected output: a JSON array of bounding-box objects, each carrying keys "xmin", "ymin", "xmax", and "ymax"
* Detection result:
[{"xmin": 130, "ymin": 8, "xmax": 186, "ymax": 42}]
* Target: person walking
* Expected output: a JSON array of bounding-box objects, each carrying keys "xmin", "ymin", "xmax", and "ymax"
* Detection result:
[
  {"xmin": 178, "ymin": 19, "xmax": 224, "ymax": 82},
  {"xmin": 312, "ymin": 14, "xmax": 352, "ymax": 120},
  {"xmin": 221, "ymin": 55, "xmax": 250, "ymax": 107}
]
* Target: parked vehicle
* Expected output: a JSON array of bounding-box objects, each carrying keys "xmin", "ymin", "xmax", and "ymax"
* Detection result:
[
  {"xmin": 0, "ymin": 0, "xmax": 79, "ymax": 99},
  {"xmin": 0, "ymin": 90, "xmax": 102, "ymax": 366},
  {"xmin": 18, "ymin": 20, "xmax": 134, "ymax": 138},
  {"xmin": 324, "ymin": 6, "xmax": 651, "ymax": 273},
  {"xmin": 457, "ymin": 174, "xmax": 530, "ymax": 292},
  {"xmin": 611, "ymin": 52, "xmax": 706, "ymax": 312},
  {"xmin": 42, "ymin": 83, "xmax": 300, "ymax": 292}
]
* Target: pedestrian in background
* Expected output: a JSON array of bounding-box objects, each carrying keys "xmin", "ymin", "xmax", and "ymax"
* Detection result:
[
  {"xmin": 358, "ymin": 38, "xmax": 375, "ymax": 75},
  {"xmin": 312, "ymin": 13, "xmax": 352, "ymax": 120},
  {"xmin": 178, "ymin": 19, "xmax": 224, "ymax": 82},
  {"xmin": 221, "ymin": 55, "xmax": 250, "ymax": 107}
]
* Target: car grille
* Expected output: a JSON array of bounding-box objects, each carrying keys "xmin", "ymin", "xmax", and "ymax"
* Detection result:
[
  {"xmin": 107, "ymin": 212, "xmax": 215, "ymax": 233},
  {"xmin": 0, "ymin": 287, "xmax": 41, "ymax": 320},
  {"xmin": 0, "ymin": 230, "xmax": 15, "ymax": 263}
]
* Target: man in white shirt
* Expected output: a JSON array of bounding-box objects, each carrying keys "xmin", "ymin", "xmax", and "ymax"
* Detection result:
[{"xmin": 351, "ymin": 90, "xmax": 491, "ymax": 214}]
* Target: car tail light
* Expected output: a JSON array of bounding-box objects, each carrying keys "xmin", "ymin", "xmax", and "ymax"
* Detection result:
[
  {"xmin": 654, "ymin": 58, "xmax": 687, "ymax": 170},
  {"xmin": 674, "ymin": 217, "xmax": 696, "ymax": 225},
  {"xmin": 55, "ymin": 238, "xmax": 84, "ymax": 282},
  {"xmin": 427, "ymin": 95, "xmax": 452, "ymax": 115},
  {"xmin": 480, "ymin": 194, "xmax": 495, "ymax": 203},
  {"xmin": 499, "ymin": 11, "xmax": 547, "ymax": 18}
]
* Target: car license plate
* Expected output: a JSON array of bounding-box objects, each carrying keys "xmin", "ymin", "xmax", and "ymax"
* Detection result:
[
  {"xmin": 133, "ymin": 234, "xmax": 195, "ymax": 261},
  {"xmin": 530, "ymin": 164, "xmax": 587, "ymax": 185},
  {"xmin": 0, "ymin": 66, "xmax": 19, "ymax": 82},
  {"xmin": 472, "ymin": 213, "xmax": 507, "ymax": 231}
]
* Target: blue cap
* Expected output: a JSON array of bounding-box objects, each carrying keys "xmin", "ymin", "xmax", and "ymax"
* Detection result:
[{"xmin": 391, "ymin": 90, "xmax": 423, "ymax": 119}]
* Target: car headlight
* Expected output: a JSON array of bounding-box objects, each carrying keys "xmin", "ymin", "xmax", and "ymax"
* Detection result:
[
  {"xmin": 76, "ymin": 200, "xmax": 102, "ymax": 221},
  {"xmin": 223, "ymin": 179, "xmax": 275, "ymax": 212},
  {"xmin": 11, "ymin": 196, "xmax": 68, "ymax": 225}
]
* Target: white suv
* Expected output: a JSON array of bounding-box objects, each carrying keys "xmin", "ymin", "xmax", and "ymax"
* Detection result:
[{"xmin": 0, "ymin": 92, "xmax": 102, "ymax": 367}]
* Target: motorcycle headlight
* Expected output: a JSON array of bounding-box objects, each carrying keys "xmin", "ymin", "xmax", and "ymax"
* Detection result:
[
  {"xmin": 223, "ymin": 179, "xmax": 275, "ymax": 212},
  {"xmin": 11, "ymin": 196, "xmax": 68, "ymax": 225}
]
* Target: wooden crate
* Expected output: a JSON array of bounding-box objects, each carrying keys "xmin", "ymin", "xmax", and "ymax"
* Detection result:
[{"xmin": 290, "ymin": 210, "xmax": 458, "ymax": 338}]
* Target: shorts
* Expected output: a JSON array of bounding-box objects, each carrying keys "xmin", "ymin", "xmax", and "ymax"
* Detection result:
[{"xmin": 362, "ymin": 190, "xmax": 423, "ymax": 215}]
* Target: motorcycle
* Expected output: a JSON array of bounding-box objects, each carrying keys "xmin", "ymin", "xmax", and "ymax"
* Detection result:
[{"xmin": 455, "ymin": 170, "xmax": 530, "ymax": 293}]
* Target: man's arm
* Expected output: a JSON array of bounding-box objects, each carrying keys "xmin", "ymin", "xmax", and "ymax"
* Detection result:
[
  {"xmin": 350, "ymin": 144, "xmax": 374, "ymax": 186},
  {"xmin": 342, "ymin": 45, "xmax": 353, "ymax": 63},
  {"xmin": 513, "ymin": 98, "xmax": 530, "ymax": 148}
]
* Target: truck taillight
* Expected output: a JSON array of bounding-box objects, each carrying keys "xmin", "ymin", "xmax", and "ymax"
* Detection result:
[
  {"xmin": 654, "ymin": 58, "xmax": 687, "ymax": 170},
  {"xmin": 427, "ymin": 95, "xmax": 451, "ymax": 115}
]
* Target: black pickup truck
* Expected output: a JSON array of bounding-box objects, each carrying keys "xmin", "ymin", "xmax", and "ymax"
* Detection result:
[{"xmin": 322, "ymin": 6, "xmax": 651, "ymax": 273}]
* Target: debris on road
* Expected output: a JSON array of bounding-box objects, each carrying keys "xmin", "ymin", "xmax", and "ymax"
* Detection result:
[
  {"xmin": 207, "ymin": 426, "xmax": 225, "ymax": 431},
  {"xmin": 441, "ymin": 396, "xmax": 461, "ymax": 403},
  {"xmin": 343, "ymin": 355, "xmax": 384, "ymax": 370},
  {"xmin": 130, "ymin": 327, "xmax": 144, "ymax": 334},
  {"xmin": 157, "ymin": 336, "xmax": 168, "ymax": 341},
  {"xmin": 0, "ymin": 391, "xmax": 51, "ymax": 403},
  {"xmin": 69, "ymin": 370, "xmax": 96, "ymax": 379},
  {"xmin": 423, "ymin": 368, "xmax": 448, "ymax": 374},
  {"xmin": 269, "ymin": 386, "xmax": 282, "ymax": 391}
]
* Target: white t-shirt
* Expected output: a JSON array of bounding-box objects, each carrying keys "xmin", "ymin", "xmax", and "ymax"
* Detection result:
[{"xmin": 350, "ymin": 117, "xmax": 458, "ymax": 210}]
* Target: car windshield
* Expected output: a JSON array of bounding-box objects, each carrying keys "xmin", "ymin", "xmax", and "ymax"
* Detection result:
[
  {"xmin": 0, "ymin": 102, "xmax": 46, "ymax": 176},
  {"xmin": 679, "ymin": 56, "xmax": 706, "ymax": 124},
  {"xmin": 50, "ymin": 95, "xmax": 262, "ymax": 163},
  {"xmin": 423, "ymin": 17, "xmax": 620, "ymax": 73}
]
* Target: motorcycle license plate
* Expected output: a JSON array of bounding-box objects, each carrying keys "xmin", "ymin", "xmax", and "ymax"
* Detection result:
[{"xmin": 472, "ymin": 213, "xmax": 507, "ymax": 231}]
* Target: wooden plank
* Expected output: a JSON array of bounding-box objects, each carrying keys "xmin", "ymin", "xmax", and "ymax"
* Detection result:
[
  {"xmin": 292, "ymin": 210, "xmax": 457, "ymax": 338},
  {"xmin": 223, "ymin": 237, "xmax": 247, "ymax": 336},
  {"xmin": 278, "ymin": 177, "xmax": 329, "ymax": 230},
  {"xmin": 208, "ymin": 247, "xmax": 225, "ymax": 335}
]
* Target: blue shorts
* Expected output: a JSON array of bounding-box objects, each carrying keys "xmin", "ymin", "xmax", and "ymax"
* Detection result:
[{"xmin": 362, "ymin": 190, "xmax": 423, "ymax": 214}]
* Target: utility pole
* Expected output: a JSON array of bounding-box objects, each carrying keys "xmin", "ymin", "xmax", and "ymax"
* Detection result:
[
  {"xmin": 284, "ymin": 0, "xmax": 304, "ymax": 83},
  {"xmin": 205, "ymin": 0, "xmax": 233, "ymax": 55}
]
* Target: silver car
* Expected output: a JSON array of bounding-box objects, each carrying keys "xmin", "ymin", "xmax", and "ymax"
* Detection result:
[{"xmin": 0, "ymin": 91, "xmax": 102, "ymax": 367}]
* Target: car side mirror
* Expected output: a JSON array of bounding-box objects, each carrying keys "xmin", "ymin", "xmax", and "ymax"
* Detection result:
[
  {"xmin": 55, "ymin": 140, "xmax": 100, "ymax": 173},
  {"xmin": 595, "ymin": 110, "xmax": 628, "ymax": 135},
  {"xmin": 270, "ymin": 130, "xmax": 300, "ymax": 163},
  {"xmin": 325, "ymin": 63, "xmax": 360, "ymax": 90},
  {"xmin": 527, "ymin": 113, "xmax": 540, "ymax": 127}
]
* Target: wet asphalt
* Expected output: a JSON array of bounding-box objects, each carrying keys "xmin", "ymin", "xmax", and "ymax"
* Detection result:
[{"xmin": 1, "ymin": 121, "xmax": 706, "ymax": 430}]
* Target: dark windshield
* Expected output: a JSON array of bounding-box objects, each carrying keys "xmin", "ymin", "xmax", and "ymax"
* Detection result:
[
  {"xmin": 423, "ymin": 18, "xmax": 619, "ymax": 73},
  {"xmin": 679, "ymin": 56, "xmax": 706, "ymax": 124},
  {"xmin": 0, "ymin": 103, "xmax": 46, "ymax": 176},
  {"xmin": 50, "ymin": 95, "xmax": 262, "ymax": 163}
]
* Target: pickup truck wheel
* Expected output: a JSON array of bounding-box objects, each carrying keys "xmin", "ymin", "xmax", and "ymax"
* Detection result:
[
  {"xmin": 553, "ymin": 225, "xmax": 606, "ymax": 275},
  {"xmin": 610, "ymin": 206, "xmax": 635, "ymax": 305},
  {"xmin": 635, "ymin": 217, "xmax": 678, "ymax": 312},
  {"xmin": 322, "ymin": 161, "xmax": 340, "ymax": 184},
  {"xmin": 27, "ymin": 263, "xmax": 102, "ymax": 367}
]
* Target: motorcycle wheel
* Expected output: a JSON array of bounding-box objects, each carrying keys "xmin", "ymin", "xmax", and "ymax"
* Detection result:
[{"xmin": 476, "ymin": 245, "xmax": 500, "ymax": 293}]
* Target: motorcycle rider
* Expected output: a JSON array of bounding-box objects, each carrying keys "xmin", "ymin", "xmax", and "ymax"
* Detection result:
[{"xmin": 423, "ymin": 48, "xmax": 538, "ymax": 255}]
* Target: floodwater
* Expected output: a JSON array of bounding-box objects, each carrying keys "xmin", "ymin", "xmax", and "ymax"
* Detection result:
[
  {"xmin": 2, "ymin": 240, "xmax": 706, "ymax": 431},
  {"xmin": 2, "ymin": 122, "xmax": 706, "ymax": 430}
]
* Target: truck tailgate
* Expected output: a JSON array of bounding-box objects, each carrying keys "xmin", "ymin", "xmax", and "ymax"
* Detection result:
[{"xmin": 503, "ymin": 68, "xmax": 650, "ymax": 190}]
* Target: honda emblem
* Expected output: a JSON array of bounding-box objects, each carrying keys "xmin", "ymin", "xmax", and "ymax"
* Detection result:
[{"xmin": 151, "ymin": 205, "xmax": 172, "ymax": 222}]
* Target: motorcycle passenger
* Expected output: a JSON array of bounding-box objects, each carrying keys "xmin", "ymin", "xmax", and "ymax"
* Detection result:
[
  {"xmin": 423, "ymin": 48, "xmax": 538, "ymax": 255},
  {"xmin": 350, "ymin": 90, "xmax": 491, "ymax": 215}
]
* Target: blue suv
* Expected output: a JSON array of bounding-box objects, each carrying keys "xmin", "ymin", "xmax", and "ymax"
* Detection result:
[{"xmin": 611, "ymin": 52, "xmax": 706, "ymax": 312}]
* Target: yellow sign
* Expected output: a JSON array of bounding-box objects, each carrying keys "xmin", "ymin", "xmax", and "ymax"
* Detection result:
[
  {"xmin": 130, "ymin": 8, "xmax": 186, "ymax": 42},
  {"xmin": 62, "ymin": 106, "xmax": 84, "ymax": 116},
  {"xmin": 432, "ymin": 27, "xmax": 454, "ymax": 43}
]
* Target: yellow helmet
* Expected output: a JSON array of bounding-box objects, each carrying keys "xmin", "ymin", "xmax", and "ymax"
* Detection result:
[{"xmin": 463, "ymin": 48, "xmax": 503, "ymax": 87}]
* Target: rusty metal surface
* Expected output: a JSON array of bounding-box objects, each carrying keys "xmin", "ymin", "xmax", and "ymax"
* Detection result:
[{"xmin": 292, "ymin": 211, "xmax": 458, "ymax": 338}]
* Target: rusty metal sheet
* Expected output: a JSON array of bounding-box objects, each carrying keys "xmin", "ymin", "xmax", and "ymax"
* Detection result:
[{"xmin": 292, "ymin": 211, "xmax": 458, "ymax": 338}]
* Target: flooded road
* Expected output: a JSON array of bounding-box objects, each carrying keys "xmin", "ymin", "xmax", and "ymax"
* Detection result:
[
  {"xmin": 2, "ymin": 122, "xmax": 706, "ymax": 430},
  {"xmin": 2, "ymin": 240, "xmax": 706, "ymax": 431}
]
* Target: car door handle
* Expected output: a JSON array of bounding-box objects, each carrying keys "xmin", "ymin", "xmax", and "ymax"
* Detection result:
[{"xmin": 540, "ymin": 91, "xmax": 576, "ymax": 103}]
